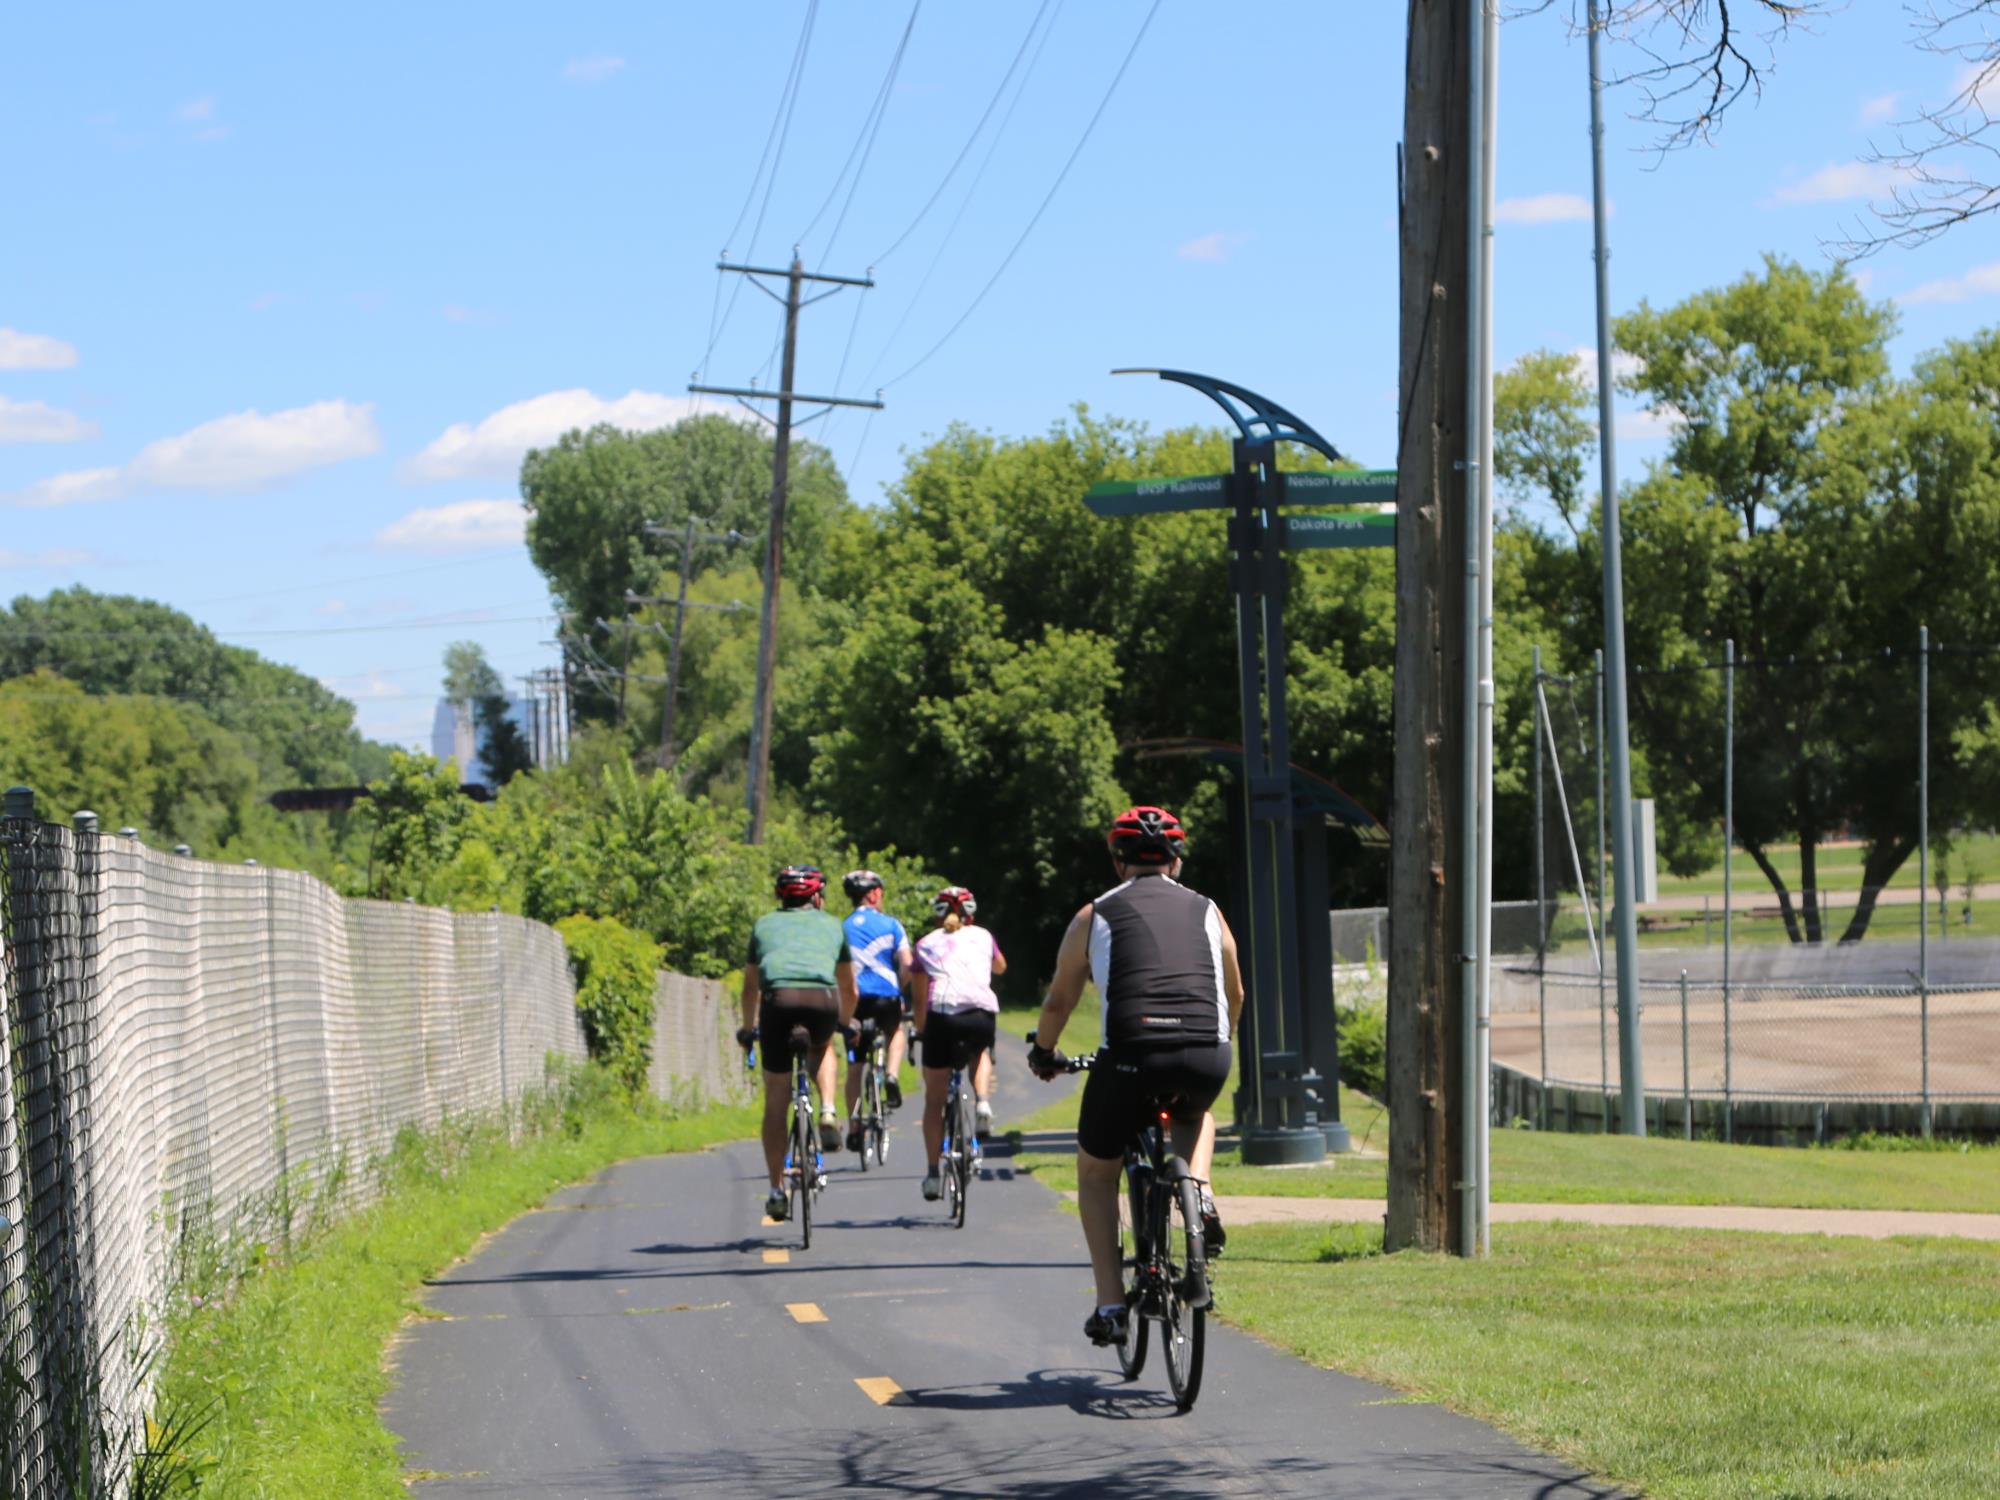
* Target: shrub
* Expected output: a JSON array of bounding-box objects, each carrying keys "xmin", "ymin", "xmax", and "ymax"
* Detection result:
[
  {"xmin": 1335, "ymin": 999, "xmax": 1386, "ymax": 1100},
  {"xmin": 556, "ymin": 914, "xmax": 662, "ymax": 1095}
]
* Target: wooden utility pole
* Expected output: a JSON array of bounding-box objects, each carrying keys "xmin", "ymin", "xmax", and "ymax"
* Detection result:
[
  {"xmin": 630, "ymin": 517, "xmax": 746, "ymax": 766},
  {"xmin": 691, "ymin": 256, "xmax": 881, "ymax": 843},
  {"xmin": 1387, "ymin": 0, "xmax": 1473, "ymax": 1254}
]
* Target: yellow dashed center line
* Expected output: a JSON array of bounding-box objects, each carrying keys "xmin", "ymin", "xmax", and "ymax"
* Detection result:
[
  {"xmin": 761, "ymin": 1214, "xmax": 782, "ymax": 1226},
  {"xmin": 785, "ymin": 1302, "xmax": 827, "ymax": 1324},
  {"xmin": 854, "ymin": 1376, "xmax": 903, "ymax": 1405},
  {"xmin": 762, "ymin": 1248, "xmax": 790, "ymax": 1265}
]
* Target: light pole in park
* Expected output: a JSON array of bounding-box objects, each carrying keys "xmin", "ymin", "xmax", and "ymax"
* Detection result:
[{"xmin": 1081, "ymin": 370, "xmax": 1398, "ymax": 1165}]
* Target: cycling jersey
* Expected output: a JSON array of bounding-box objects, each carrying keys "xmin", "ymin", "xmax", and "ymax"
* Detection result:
[
  {"xmin": 1088, "ymin": 875, "xmax": 1228, "ymax": 1048},
  {"xmin": 843, "ymin": 907, "xmax": 908, "ymax": 999},
  {"xmin": 913, "ymin": 925, "xmax": 1002, "ymax": 1014},
  {"xmin": 747, "ymin": 907, "xmax": 850, "ymax": 988}
]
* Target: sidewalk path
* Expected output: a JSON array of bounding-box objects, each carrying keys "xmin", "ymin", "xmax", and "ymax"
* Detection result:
[{"xmin": 1208, "ymin": 1195, "xmax": 2000, "ymax": 1241}]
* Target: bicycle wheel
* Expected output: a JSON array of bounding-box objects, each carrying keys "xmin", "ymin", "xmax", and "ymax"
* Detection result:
[
  {"xmin": 871, "ymin": 1066, "xmax": 889, "ymax": 1165},
  {"xmin": 952, "ymin": 1090, "xmax": 973, "ymax": 1228},
  {"xmin": 1115, "ymin": 1168, "xmax": 1150, "ymax": 1380},
  {"xmin": 1162, "ymin": 1172, "xmax": 1206, "ymax": 1409},
  {"xmin": 792, "ymin": 1102, "xmax": 815, "ymax": 1250},
  {"xmin": 856, "ymin": 1066, "xmax": 874, "ymax": 1174}
]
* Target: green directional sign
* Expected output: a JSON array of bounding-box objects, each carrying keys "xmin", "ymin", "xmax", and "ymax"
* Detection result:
[
  {"xmin": 1284, "ymin": 510, "xmax": 1395, "ymax": 549},
  {"xmin": 1081, "ymin": 474, "xmax": 1227, "ymax": 516},
  {"xmin": 1280, "ymin": 469, "xmax": 1397, "ymax": 505},
  {"xmin": 1082, "ymin": 468, "xmax": 1397, "ymax": 517}
]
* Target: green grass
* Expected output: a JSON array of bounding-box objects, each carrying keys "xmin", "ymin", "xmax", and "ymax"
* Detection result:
[
  {"xmin": 1657, "ymin": 830, "xmax": 2000, "ymax": 899},
  {"xmin": 1219, "ymin": 1220, "xmax": 2000, "ymax": 1499},
  {"xmin": 157, "ymin": 1078, "xmax": 759, "ymax": 1498},
  {"xmin": 1016, "ymin": 1088, "xmax": 2000, "ymax": 1212}
]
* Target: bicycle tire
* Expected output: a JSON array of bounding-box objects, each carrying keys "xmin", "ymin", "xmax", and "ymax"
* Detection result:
[
  {"xmin": 953, "ymin": 1090, "xmax": 973, "ymax": 1228},
  {"xmin": 856, "ymin": 1067, "xmax": 874, "ymax": 1174},
  {"xmin": 792, "ymin": 1097, "xmax": 815, "ymax": 1251},
  {"xmin": 1116, "ymin": 1167, "xmax": 1150, "ymax": 1380},
  {"xmin": 1163, "ymin": 1171, "xmax": 1206, "ymax": 1409}
]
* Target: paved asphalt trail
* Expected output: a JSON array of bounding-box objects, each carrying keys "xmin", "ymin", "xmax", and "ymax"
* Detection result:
[{"xmin": 385, "ymin": 1052, "xmax": 1612, "ymax": 1498}]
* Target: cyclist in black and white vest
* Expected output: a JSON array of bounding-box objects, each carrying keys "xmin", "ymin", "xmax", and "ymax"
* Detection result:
[{"xmin": 1027, "ymin": 805, "xmax": 1244, "ymax": 1348}]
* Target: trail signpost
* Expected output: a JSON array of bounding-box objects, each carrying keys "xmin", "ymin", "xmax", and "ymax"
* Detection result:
[{"xmin": 1084, "ymin": 370, "xmax": 1393, "ymax": 1164}]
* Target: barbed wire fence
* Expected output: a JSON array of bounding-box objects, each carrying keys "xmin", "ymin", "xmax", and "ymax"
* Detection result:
[{"xmin": 0, "ymin": 787, "xmax": 747, "ymax": 1499}]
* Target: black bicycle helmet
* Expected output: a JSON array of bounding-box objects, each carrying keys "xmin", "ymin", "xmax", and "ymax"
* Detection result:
[{"xmin": 842, "ymin": 869, "xmax": 884, "ymax": 904}]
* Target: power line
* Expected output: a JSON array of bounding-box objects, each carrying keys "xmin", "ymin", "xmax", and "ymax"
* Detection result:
[
  {"xmin": 871, "ymin": 0, "xmax": 1053, "ymax": 266},
  {"xmin": 701, "ymin": 0, "xmax": 822, "ymax": 378},
  {"xmin": 796, "ymin": 1, "xmax": 921, "ymax": 262},
  {"xmin": 188, "ymin": 547, "xmax": 528, "ymax": 608},
  {"xmin": 859, "ymin": 0, "xmax": 1064, "ymax": 391},
  {"xmin": 879, "ymin": 0, "xmax": 1163, "ymax": 391}
]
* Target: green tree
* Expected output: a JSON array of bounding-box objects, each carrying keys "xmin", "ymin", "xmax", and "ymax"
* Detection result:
[
  {"xmin": 363, "ymin": 751, "xmax": 470, "ymax": 901},
  {"xmin": 521, "ymin": 415, "xmax": 848, "ymax": 720}
]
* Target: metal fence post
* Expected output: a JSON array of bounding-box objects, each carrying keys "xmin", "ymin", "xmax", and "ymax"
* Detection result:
[
  {"xmin": 1679, "ymin": 968, "xmax": 1692, "ymax": 1140},
  {"xmin": 1918, "ymin": 625, "xmax": 1932, "ymax": 1138},
  {"xmin": 1723, "ymin": 637, "xmax": 1735, "ymax": 1144},
  {"xmin": 1595, "ymin": 648, "xmax": 1609, "ymax": 1119},
  {"xmin": 1533, "ymin": 645, "xmax": 1549, "ymax": 1130}
]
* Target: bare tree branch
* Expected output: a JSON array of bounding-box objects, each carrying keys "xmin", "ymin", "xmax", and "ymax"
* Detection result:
[{"xmin": 1832, "ymin": 1, "xmax": 2000, "ymax": 256}]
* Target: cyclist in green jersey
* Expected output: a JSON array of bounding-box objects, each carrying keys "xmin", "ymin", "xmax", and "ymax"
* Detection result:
[{"xmin": 736, "ymin": 865, "xmax": 859, "ymax": 1221}]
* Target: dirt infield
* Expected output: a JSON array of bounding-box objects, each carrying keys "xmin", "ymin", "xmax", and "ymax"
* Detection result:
[{"xmin": 1490, "ymin": 988, "xmax": 2000, "ymax": 1100}]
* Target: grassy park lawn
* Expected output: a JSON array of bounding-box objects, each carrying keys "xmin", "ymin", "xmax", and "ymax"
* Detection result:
[
  {"xmin": 1222, "ymin": 1220, "xmax": 2000, "ymax": 1499},
  {"xmin": 1656, "ymin": 830, "xmax": 2000, "ymax": 899}
]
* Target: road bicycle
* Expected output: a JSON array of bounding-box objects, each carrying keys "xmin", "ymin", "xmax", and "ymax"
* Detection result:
[
  {"xmin": 848, "ymin": 1019, "xmax": 891, "ymax": 1170},
  {"xmin": 1040, "ymin": 1045, "xmax": 1211, "ymax": 1411},
  {"xmin": 937, "ymin": 1057, "xmax": 981, "ymax": 1228},
  {"xmin": 744, "ymin": 1025, "xmax": 827, "ymax": 1249}
]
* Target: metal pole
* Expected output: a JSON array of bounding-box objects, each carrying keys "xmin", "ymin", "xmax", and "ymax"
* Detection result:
[
  {"xmin": 1596, "ymin": 649, "xmax": 1609, "ymax": 1119},
  {"xmin": 1723, "ymin": 637, "xmax": 1735, "ymax": 1143},
  {"xmin": 1534, "ymin": 646, "xmax": 1549, "ymax": 1131},
  {"xmin": 661, "ymin": 516, "xmax": 697, "ymax": 763},
  {"xmin": 1919, "ymin": 624, "xmax": 1932, "ymax": 1137},
  {"xmin": 1458, "ymin": 0, "xmax": 1488, "ymax": 1258},
  {"xmin": 1474, "ymin": 0, "xmax": 1499, "ymax": 1256},
  {"xmin": 1587, "ymin": 0, "xmax": 1646, "ymax": 1135},
  {"xmin": 1679, "ymin": 967, "xmax": 1692, "ymax": 1140},
  {"xmin": 745, "ymin": 258, "xmax": 804, "ymax": 843}
]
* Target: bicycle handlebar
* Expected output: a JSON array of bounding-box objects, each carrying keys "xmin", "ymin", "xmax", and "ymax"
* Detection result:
[{"xmin": 1023, "ymin": 1030, "xmax": 1093, "ymax": 1075}]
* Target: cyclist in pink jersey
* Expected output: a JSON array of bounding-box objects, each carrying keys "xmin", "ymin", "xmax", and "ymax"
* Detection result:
[{"xmin": 910, "ymin": 885, "xmax": 1005, "ymax": 1201}]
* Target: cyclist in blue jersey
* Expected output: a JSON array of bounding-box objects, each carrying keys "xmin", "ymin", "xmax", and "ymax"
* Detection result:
[{"xmin": 840, "ymin": 869, "xmax": 913, "ymax": 1151}]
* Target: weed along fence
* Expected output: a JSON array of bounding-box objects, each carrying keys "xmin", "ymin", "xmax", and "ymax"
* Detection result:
[{"xmin": 0, "ymin": 791, "xmax": 745, "ymax": 1499}]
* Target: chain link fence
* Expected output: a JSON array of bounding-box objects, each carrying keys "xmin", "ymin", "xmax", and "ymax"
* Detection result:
[{"xmin": 0, "ymin": 792, "xmax": 746, "ymax": 1498}]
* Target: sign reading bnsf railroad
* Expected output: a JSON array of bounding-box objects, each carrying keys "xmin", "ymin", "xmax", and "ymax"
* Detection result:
[{"xmin": 1082, "ymin": 469, "xmax": 1396, "ymax": 517}]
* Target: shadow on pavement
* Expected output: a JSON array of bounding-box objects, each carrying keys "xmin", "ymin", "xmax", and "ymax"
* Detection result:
[
  {"xmin": 890, "ymin": 1367, "xmax": 1182, "ymax": 1419},
  {"xmin": 427, "ymin": 1254, "xmax": 1085, "ymax": 1289},
  {"xmin": 506, "ymin": 1428, "xmax": 1619, "ymax": 1499}
]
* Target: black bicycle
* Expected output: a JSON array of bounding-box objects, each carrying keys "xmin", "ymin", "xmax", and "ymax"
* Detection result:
[
  {"xmin": 848, "ymin": 1019, "xmax": 891, "ymax": 1170},
  {"xmin": 937, "ymin": 1058, "xmax": 980, "ymax": 1228},
  {"xmin": 744, "ymin": 1025, "xmax": 826, "ymax": 1248},
  {"xmin": 1040, "ymin": 1045, "xmax": 1210, "ymax": 1410}
]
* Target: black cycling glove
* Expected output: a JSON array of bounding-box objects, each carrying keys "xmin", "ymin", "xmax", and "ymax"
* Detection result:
[
  {"xmin": 734, "ymin": 1026, "xmax": 758, "ymax": 1050},
  {"xmin": 1026, "ymin": 1039, "xmax": 1065, "ymax": 1081}
]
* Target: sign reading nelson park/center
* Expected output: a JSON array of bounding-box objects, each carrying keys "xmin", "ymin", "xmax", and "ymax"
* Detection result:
[{"xmin": 1081, "ymin": 468, "xmax": 1397, "ymax": 517}]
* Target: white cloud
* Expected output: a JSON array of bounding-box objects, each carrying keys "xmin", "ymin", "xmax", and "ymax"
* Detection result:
[
  {"xmin": 1860, "ymin": 92, "xmax": 1900, "ymax": 126},
  {"xmin": 319, "ymin": 670, "xmax": 406, "ymax": 701},
  {"xmin": 441, "ymin": 304, "xmax": 496, "ymax": 325},
  {"xmin": 176, "ymin": 97, "xmax": 228, "ymax": 142},
  {"xmin": 404, "ymin": 388, "xmax": 738, "ymax": 482},
  {"xmin": 1564, "ymin": 344, "xmax": 1644, "ymax": 389},
  {"xmin": 1176, "ymin": 231, "xmax": 1249, "ymax": 263},
  {"xmin": 1617, "ymin": 407, "xmax": 1680, "ymax": 442},
  {"xmin": 3, "ymin": 399, "xmax": 379, "ymax": 507},
  {"xmin": 0, "ymin": 328, "xmax": 79, "ymax": 370},
  {"xmin": 1494, "ymin": 192, "xmax": 1595, "ymax": 225},
  {"xmin": 563, "ymin": 56, "xmax": 626, "ymax": 84},
  {"xmin": 0, "ymin": 547, "xmax": 96, "ymax": 569},
  {"xmin": 1769, "ymin": 161, "xmax": 1909, "ymax": 205},
  {"xmin": 1901, "ymin": 260, "xmax": 2000, "ymax": 305},
  {"xmin": 373, "ymin": 499, "xmax": 527, "ymax": 554},
  {"xmin": 0, "ymin": 398, "xmax": 94, "ymax": 444},
  {"xmin": 178, "ymin": 97, "xmax": 216, "ymax": 121},
  {"xmin": 248, "ymin": 292, "xmax": 288, "ymax": 313}
]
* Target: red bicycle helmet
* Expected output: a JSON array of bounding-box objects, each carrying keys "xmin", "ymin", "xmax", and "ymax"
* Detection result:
[
  {"xmin": 1107, "ymin": 805, "xmax": 1187, "ymax": 866},
  {"xmin": 775, "ymin": 864, "xmax": 827, "ymax": 902},
  {"xmin": 932, "ymin": 885, "xmax": 976, "ymax": 921}
]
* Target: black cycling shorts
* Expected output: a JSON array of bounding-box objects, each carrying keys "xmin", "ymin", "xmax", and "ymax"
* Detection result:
[
  {"xmin": 759, "ymin": 987, "xmax": 840, "ymax": 1075},
  {"xmin": 853, "ymin": 992, "xmax": 903, "ymax": 1032},
  {"xmin": 921, "ymin": 1007, "xmax": 996, "ymax": 1071},
  {"xmin": 1075, "ymin": 1043, "xmax": 1232, "ymax": 1161}
]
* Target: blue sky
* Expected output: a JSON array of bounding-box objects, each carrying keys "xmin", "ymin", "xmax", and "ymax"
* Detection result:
[{"xmin": 0, "ymin": 2, "xmax": 1992, "ymax": 747}]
